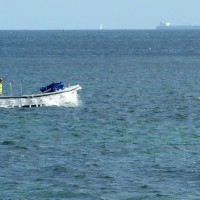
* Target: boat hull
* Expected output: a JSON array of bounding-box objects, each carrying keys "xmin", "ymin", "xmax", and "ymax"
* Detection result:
[{"xmin": 0, "ymin": 85, "xmax": 81, "ymax": 108}]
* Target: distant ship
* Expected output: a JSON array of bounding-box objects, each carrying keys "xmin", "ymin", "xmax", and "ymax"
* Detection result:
[{"xmin": 156, "ymin": 21, "xmax": 200, "ymax": 30}]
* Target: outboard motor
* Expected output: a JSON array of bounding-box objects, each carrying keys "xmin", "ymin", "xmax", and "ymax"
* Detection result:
[{"xmin": 40, "ymin": 82, "xmax": 64, "ymax": 93}]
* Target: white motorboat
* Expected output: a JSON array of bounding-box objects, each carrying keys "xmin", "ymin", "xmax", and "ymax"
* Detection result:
[{"xmin": 0, "ymin": 83, "xmax": 81, "ymax": 108}]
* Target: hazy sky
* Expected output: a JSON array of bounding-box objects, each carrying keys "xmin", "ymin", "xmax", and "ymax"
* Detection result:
[{"xmin": 0, "ymin": 0, "xmax": 200, "ymax": 30}]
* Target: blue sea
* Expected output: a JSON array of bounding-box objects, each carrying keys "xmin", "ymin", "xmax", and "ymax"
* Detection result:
[{"xmin": 1, "ymin": 30, "xmax": 200, "ymax": 199}]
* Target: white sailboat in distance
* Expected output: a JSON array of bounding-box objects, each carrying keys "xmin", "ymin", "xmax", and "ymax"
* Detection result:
[{"xmin": 100, "ymin": 24, "xmax": 103, "ymax": 30}]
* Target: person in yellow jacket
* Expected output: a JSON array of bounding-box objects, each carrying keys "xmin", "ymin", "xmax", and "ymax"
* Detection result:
[{"xmin": 0, "ymin": 78, "xmax": 2, "ymax": 96}]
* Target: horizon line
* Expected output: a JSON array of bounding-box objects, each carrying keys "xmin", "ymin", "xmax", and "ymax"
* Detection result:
[{"xmin": 0, "ymin": 28, "xmax": 157, "ymax": 31}]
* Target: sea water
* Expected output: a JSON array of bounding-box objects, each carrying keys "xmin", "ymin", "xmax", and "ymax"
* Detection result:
[{"xmin": 1, "ymin": 30, "xmax": 200, "ymax": 199}]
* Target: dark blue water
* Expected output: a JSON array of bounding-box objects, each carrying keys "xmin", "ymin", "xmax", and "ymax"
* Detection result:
[{"xmin": 1, "ymin": 30, "xmax": 200, "ymax": 199}]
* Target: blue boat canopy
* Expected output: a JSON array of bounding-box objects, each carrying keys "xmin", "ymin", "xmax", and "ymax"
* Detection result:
[{"xmin": 40, "ymin": 82, "xmax": 64, "ymax": 93}]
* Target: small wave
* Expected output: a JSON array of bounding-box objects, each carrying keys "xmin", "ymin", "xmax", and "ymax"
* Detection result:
[{"xmin": 2, "ymin": 140, "xmax": 15, "ymax": 145}]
